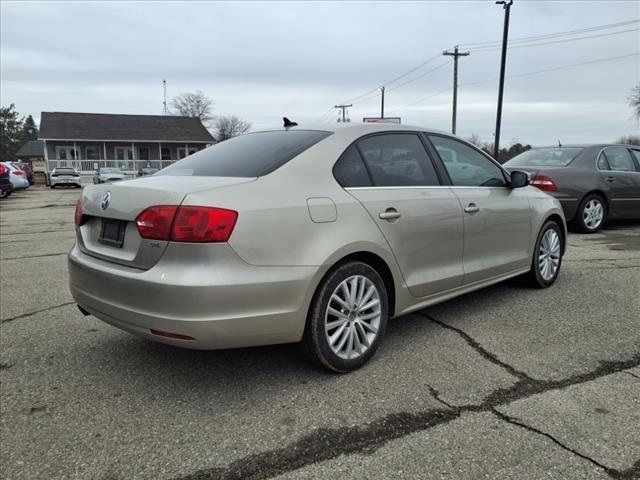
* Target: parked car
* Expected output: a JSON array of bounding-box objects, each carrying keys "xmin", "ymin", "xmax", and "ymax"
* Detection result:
[
  {"xmin": 504, "ymin": 144, "xmax": 640, "ymax": 233},
  {"xmin": 50, "ymin": 167, "xmax": 82, "ymax": 188},
  {"xmin": 93, "ymin": 167, "xmax": 126, "ymax": 184},
  {"xmin": 69, "ymin": 124, "xmax": 566, "ymax": 372},
  {"xmin": 11, "ymin": 162, "xmax": 34, "ymax": 185},
  {"xmin": 138, "ymin": 167, "xmax": 159, "ymax": 177},
  {"xmin": 0, "ymin": 162, "xmax": 14, "ymax": 198},
  {"xmin": 1, "ymin": 162, "xmax": 30, "ymax": 191}
]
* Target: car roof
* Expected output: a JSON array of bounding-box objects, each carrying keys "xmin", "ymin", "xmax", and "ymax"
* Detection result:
[
  {"xmin": 531, "ymin": 144, "xmax": 637, "ymax": 149},
  {"xmin": 269, "ymin": 122, "xmax": 450, "ymax": 136}
]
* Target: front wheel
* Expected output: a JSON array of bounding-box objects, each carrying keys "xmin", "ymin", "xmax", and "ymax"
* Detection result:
[
  {"xmin": 301, "ymin": 261, "xmax": 388, "ymax": 373},
  {"xmin": 523, "ymin": 220, "xmax": 563, "ymax": 288}
]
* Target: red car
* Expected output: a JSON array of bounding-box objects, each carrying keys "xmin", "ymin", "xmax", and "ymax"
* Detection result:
[{"xmin": 0, "ymin": 163, "xmax": 14, "ymax": 198}]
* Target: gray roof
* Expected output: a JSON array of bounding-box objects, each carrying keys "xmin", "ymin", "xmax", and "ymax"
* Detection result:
[
  {"xmin": 39, "ymin": 112, "xmax": 214, "ymax": 142},
  {"xmin": 16, "ymin": 140, "xmax": 45, "ymax": 157}
]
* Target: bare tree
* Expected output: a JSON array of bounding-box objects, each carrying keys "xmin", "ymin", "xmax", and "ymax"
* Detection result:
[
  {"xmin": 628, "ymin": 83, "xmax": 640, "ymax": 122},
  {"xmin": 615, "ymin": 134, "xmax": 640, "ymax": 146},
  {"xmin": 214, "ymin": 115, "xmax": 251, "ymax": 142},
  {"xmin": 466, "ymin": 133, "xmax": 482, "ymax": 147},
  {"xmin": 171, "ymin": 91, "xmax": 213, "ymax": 125}
]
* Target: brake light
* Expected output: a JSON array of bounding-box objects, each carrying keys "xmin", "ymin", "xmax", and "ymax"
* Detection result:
[
  {"xmin": 171, "ymin": 206, "xmax": 238, "ymax": 242},
  {"xmin": 74, "ymin": 199, "xmax": 86, "ymax": 226},
  {"xmin": 0, "ymin": 164, "xmax": 7, "ymax": 175},
  {"xmin": 135, "ymin": 206, "xmax": 178, "ymax": 240},
  {"xmin": 135, "ymin": 205, "xmax": 238, "ymax": 242},
  {"xmin": 531, "ymin": 175, "xmax": 557, "ymax": 192}
]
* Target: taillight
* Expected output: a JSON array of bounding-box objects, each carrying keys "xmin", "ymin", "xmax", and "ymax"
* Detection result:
[
  {"xmin": 171, "ymin": 206, "xmax": 237, "ymax": 242},
  {"xmin": 531, "ymin": 175, "xmax": 557, "ymax": 192},
  {"xmin": 135, "ymin": 206, "xmax": 178, "ymax": 240},
  {"xmin": 13, "ymin": 170, "xmax": 25, "ymax": 176},
  {"xmin": 0, "ymin": 164, "xmax": 7, "ymax": 175},
  {"xmin": 135, "ymin": 205, "xmax": 238, "ymax": 242},
  {"xmin": 74, "ymin": 199, "xmax": 86, "ymax": 226}
]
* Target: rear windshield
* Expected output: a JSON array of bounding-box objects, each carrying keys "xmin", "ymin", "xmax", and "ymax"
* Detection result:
[
  {"xmin": 100, "ymin": 168, "xmax": 122, "ymax": 174},
  {"xmin": 158, "ymin": 130, "xmax": 332, "ymax": 177},
  {"xmin": 506, "ymin": 147, "xmax": 583, "ymax": 167},
  {"xmin": 55, "ymin": 168, "xmax": 76, "ymax": 174}
]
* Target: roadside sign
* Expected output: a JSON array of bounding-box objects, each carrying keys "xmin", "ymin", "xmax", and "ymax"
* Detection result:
[{"xmin": 363, "ymin": 117, "xmax": 401, "ymax": 124}]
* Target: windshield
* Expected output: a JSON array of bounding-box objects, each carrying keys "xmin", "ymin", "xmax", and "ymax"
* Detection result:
[
  {"xmin": 158, "ymin": 130, "xmax": 332, "ymax": 177},
  {"xmin": 100, "ymin": 168, "xmax": 122, "ymax": 174},
  {"xmin": 506, "ymin": 147, "xmax": 583, "ymax": 167}
]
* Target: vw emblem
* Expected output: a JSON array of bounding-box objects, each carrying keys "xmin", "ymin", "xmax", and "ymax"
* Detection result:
[{"xmin": 100, "ymin": 191, "xmax": 111, "ymax": 210}]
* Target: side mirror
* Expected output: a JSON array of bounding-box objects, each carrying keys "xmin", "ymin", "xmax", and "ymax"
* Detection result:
[{"xmin": 510, "ymin": 170, "xmax": 529, "ymax": 188}]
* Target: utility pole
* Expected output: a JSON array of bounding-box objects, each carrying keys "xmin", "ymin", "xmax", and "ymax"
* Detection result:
[
  {"xmin": 380, "ymin": 86, "xmax": 385, "ymax": 118},
  {"xmin": 443, "ymin": 45, "xmax": 469, "ymax": 135},
  {"xmin": 334, "ymin": 104, "xmax": 352, "ymax": 123},
  {"xmin": 162, "ymin": 79, "xmax": 168, "ymax": 115},
  {"xmin": 494, "ymin": 0, "xmax": 513, "ymax": 160}
]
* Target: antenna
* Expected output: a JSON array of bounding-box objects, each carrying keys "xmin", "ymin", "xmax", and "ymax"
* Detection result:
[
  {"xmin": 558, "ymin": 139, "xmax": 562, "ymax": 148},
  {"xmin": 162, "ymin": 79, "xmax": 168, "ymax": 115}
]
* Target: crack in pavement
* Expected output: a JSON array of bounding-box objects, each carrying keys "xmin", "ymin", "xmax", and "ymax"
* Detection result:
[
  {"xmin": 623, "ymin": 371, "xmax": 640, "ymax": 380},
  {"xmin": 419, "ymin": 312, "xmax": 532, "ymax": 381},
  {"xmin": 1, "ymin": 301, "xmax": 76, "ymax": 324},
  {"xmin": 491, "ymin": 410, "xmax": 640, "ymax": 480},
  {"xmin": 172, "ymin": 316, "xmax": 640, "ymax": 480},
  {"xmin": 2, "ymin": 252, "xmax": 68, "ymax": 261}
]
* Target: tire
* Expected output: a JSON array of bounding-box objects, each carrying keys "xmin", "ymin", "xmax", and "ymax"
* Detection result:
[
  {"xmin": 523, "ymin": 220, "xmax": 563, "ymax": 288},
  {"xmin": 575, "ymin": 193, "xmax": 607, "ymax": 233},
  {"xmin": 50, "ymin": 185, "xmax": 56, "ymax": 189},
  {"xmin": 301, "ymin": 261, "xmax": 389, "ymax": 373}
]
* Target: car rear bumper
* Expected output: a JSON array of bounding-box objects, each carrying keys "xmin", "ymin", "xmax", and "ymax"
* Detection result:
[
  {"xmin": 549, "ymin": 194, "xmax": 579, "ymax": 222},
  {"xmin": 10, "ymin": 177, "xmax": 29, "ymax": 189},
  {"xmin": 68, "ymin": 242, "xmax": 319, "ymax": 349},
  {"xmin": 51, "ymin": 177, "xmax": 81, "ymax": 186}
]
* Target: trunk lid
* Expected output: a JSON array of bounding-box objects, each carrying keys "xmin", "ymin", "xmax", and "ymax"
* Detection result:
[{"xmin": 78, "ymin": 176, "xmax": 255, "ymax": 269}]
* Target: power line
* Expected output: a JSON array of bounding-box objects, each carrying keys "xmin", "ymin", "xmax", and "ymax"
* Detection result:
[
  {"xmin": 471, "ymin": 27, "xmax": 639, "ymax": 52},
  {"xmin": 386, "ymin": 60, "xmax": 451, "ymax": 92},
  {"xmin": 460, "ymin": 18, "xmax": 639, "ymax": 48}
]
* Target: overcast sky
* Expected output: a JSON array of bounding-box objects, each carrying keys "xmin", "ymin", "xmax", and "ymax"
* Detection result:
[{"xmin": 1, "ymin": 0, "xmax": 639, "ymax": 145}]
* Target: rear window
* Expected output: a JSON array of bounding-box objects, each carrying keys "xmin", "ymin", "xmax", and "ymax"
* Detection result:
[
  {"xmin": 506, "ymin": 147, "xmax": 583, "ymax": 167},
  {"xmin": 158, "ymin": 130, "xmax": 332, "ymax": 177},
  {"xmin": 55, "ymin": 168, "xmax": 76, "ymax": 174}
]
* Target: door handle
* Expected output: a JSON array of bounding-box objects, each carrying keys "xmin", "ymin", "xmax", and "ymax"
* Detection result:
[
  {"xmin": 379, "ymin": 208, "xmax": 401, "ymax": 220},
  {"xmin": 606, "ymin": 176, "xmax": 615, "ymax": 182},
  {"xmin": 464, "ymin": 203, "xmax": 480, "ymax": 214}
]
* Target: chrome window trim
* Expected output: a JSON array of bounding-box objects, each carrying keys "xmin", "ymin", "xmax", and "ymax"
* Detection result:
[{"xmin": 345, "ymin": 185, "xmax": 510, "ymax": 191}]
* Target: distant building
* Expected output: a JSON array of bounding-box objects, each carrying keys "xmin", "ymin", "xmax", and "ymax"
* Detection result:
[
  {"xmin": 38, "ymin": 112, "xmax": 214, "ymax": 177},
  {"xmin": 15, "ymin": 140, "xmax": 46, "ymax": 184}
]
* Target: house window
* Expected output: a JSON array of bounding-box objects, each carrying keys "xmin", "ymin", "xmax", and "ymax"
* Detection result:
[
  {"xmin": 138, "ymin": 147, "xmax": 150, "ymax": 161},
  {"xmin": 115, "ymin": 147, "xmax": 133, "ymax": 161},
  {"xmin": 161, "ymin": 147, "xmax": 172, "ymax": 160},
  {"xmin": 56, "ymin": 146, "xmax": 80, "ymax": 160},
  {"xmin": 178, "ymin": 147, "xmax": 198, "ymax": 159},
  {"xmin": 86, "ymin": 146, "xmax": 100, "ymax": 160}
]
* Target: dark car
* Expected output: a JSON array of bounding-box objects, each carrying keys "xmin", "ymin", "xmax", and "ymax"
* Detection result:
[
  {"xmin": 137, "ymin": 167, "xmax": 159, "ymax": 177},
  {"xmin": 0, "ymin": 162, "xmax": 14, "ymax": 198},
  {"xmin": 505, "ymin": 144, "xmax": 640, "ymax": 232},
  {"xmin": 11, "ymin": 162, "xmax": 34, "ymax": 185}
]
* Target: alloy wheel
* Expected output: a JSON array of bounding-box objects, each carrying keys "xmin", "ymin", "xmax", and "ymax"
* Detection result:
[
  {"xmin": 538, "ymin": 228, "xmax": 561, "ymax": 281},
  {"xmin": 583, "ymin": 199, "xmax": 603, "ymax": 230},
  {"xmin": 324, "ymin": 275, "xmax": 381, "ymax": 360}
]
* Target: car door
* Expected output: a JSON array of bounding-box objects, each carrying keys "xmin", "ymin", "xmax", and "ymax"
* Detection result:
[
  {"xmin": 597, "ymin": 146, "xmax": 640, "ymax": 219},
  {"xmin": 628, "ymin": 148, "xmax": 640, "ymax": 218},
  {"xmin": 335, "ymin": 133, "xmax": 464, "ymax": 298},
  {"xmin": 425, "ymin": 134, "xmax": 532, "ymax": 285}
]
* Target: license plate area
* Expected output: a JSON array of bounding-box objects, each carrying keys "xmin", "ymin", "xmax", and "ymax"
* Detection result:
[{"xmin": 98, "ymin": 218, "xmax": 126, "ymax": 248}]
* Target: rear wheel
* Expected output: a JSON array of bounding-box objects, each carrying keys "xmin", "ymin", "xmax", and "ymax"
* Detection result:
[
  {"xmin": 523, "ymin": 220, "xmax": 563, "ymax": 288},
  {"xmin": 301, "ymin": 261, "xmax": 388, "ymax": 373},
  {"xmin": 575, "ymin": 193, "xmax": 606, "ymax": 233}
]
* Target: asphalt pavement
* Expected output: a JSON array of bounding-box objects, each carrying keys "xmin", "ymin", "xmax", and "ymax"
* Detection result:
[{"xmin": 1, "ymin": 187, "xmax": 639, "ymax": 480}]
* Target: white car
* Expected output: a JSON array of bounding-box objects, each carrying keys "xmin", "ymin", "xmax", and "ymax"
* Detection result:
[
  {"xmin": 1, "ymin": 162, "xmax": 29, "ymax": 190},
  {"xmin": 50, "ymin": 167, "xmax": 82, "ymax": 188}
]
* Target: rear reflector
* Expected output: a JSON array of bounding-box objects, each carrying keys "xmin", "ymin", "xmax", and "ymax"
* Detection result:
[
  {"xmin": 531, "ymin": 175, "xmax": 558, "ymax": 192},
  {"xmin": 135, "ymin": 205, "xmax": 237, "ymax": 243},
  {"xmin": 150, "ymin": 329, "xmax": 195, "ymax": 341}
]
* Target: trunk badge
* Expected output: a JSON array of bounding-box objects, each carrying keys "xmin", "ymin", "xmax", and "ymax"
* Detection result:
[{"xmin": 101, "ymin": 191, "xmax": 111, "ymax": 210}]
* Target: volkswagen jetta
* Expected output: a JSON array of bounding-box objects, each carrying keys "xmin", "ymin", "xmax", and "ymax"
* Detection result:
[{"xmin": 69, "ymin": 123, "xmax": 566, "ymax": 372}]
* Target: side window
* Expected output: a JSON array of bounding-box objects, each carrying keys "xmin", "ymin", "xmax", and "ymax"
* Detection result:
[
  {"xmin": 428, "ymin": 135, "xmax": 507, "ymax": 187},
  {"xmin": 628, "ymin": 149, "xmax": 640, "ymax": 171},
  {"xmin": 356, "ymin": 133, "xmax": 440, "ymax": 187},
  {"xmin": 333, "ymin": 145, "xmax": 372, "ymax": 187},
  {"xmin": 602, "ymin": 147, "xmax": 636, "ymax": 172},
  {"xmin": 597, "ymin": 152, "xmax": 610, "ymax": 170}
]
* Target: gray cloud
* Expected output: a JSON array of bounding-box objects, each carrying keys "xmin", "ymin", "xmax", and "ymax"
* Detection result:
[{"xmin": 1, "ymin": 0, "xmax": 638, "ymax": 144}]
